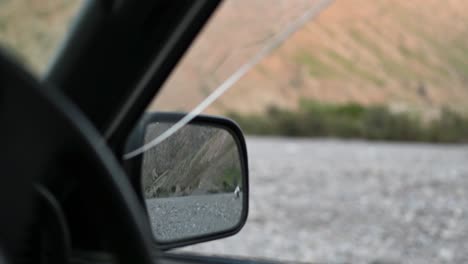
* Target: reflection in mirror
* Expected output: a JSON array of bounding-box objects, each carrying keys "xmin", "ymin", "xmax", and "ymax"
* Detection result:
[{"xmin": 142, "ymin": 122, "xmax": 244, "ymax": 242}]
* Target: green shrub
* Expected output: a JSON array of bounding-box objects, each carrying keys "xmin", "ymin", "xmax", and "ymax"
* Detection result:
[
  {"xmin": 228, "ymin": 100, "xmax": 468, "ymax": 143},
  {"xmin": 427, "ymin": 108, "xmax": 468, "ymax": 142}
]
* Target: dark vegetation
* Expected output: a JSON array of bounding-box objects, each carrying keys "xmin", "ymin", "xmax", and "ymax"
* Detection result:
[
  {"xmin": 220, "ymin": 167, "xmax": 241, "ymax": 191},
  {"xmin": 228, "ymin": 100, "xmax": 468, "ymax": 143}
]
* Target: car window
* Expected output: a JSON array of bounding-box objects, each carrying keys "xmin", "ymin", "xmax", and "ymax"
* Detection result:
[
  {"xmin": 0, "ymin": 0, "xmax": 83, "ymax": 76},
  {"xmin": 123, "ymin": 0, "xmax": 330, "ymax": 160},
  {"xmin": 149, "ymin": 0, "xmax": 321, "ymax": 114},
  {"xmin": 143, "ymin": 0, "xmax": 468, "ymax": 263}
]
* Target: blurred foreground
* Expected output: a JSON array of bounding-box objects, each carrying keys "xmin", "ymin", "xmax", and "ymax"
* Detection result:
[{"xmin": 181, "ymin": 137, "xmax": 468, "ymax": 263}]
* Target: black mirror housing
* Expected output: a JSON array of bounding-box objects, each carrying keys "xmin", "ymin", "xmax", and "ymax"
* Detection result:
[{"xmin": 124, "ymin": 112, "xmax": 249, "ymax": 250}]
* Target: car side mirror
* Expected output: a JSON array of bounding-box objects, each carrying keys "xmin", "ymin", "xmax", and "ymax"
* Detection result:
[{"xmin": 125, "ymin": 112, "xmax": 249, "ymax": 249}]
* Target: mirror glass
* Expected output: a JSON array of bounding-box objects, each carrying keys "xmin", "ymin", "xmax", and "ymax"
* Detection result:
[{"xmin": 142, "ymin": 121, "xmax": 244, "ymax": 242}]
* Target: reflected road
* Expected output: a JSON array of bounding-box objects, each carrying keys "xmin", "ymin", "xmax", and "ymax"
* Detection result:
[{"xmin": 147, "ymin": 193, "xmax": 242, "ymax": 241}]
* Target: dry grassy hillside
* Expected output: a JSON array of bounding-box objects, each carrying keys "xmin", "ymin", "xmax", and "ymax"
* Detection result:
[
  {"xmin": 1, "ymin": 0, "xmax": 467, "ymax": 116},
  {"xmin": 0, "ymin": 0, "xmax": 81, "ymax": 74},
  {"xmin": 153, "ymin": 0, "xmax": 468, "ymax": 116}
]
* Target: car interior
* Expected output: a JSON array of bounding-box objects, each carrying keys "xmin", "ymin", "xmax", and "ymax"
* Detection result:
[{"xmin": 0, "ymin": 1, "xmax": 268, "ymax": 263}]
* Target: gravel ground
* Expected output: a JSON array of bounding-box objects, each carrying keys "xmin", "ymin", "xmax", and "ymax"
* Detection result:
[
  {"xmin": 147, "ymin": 193, "xmax": 242, "ymax": 242},
  {"xmin": 178, "ymin": 137, "xmax": 468, "ymax": 263}
]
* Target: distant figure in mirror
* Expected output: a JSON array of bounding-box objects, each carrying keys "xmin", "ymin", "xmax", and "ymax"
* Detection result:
[
  {"xmin": 234, "ymin": 185, "xmax": 240, "ymax": 199},
  {"xmin": 151, "ymin": 168, "xmax": 158, "ymax": 178}
]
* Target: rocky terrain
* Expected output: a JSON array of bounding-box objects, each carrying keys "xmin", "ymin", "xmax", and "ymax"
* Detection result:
[
  {"xmin": 181, "ymin": 137, "xmax": 468, "ymax": 263},
  {"xmin": 147, "ymin": 193, "xmax": 242, "ymax": 242}
]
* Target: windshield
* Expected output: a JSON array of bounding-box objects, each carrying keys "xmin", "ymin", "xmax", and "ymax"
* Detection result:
[
  {"xmin": 125, "ymin": 0, "xmax": 333, "ymax": 159},
  {"xmin": 142, "ymin": 0, "xmax": 468, "ymax": 262},
  {"xmin": 151, "ymin": 0, "xmax": 329, "ymax": 113}
]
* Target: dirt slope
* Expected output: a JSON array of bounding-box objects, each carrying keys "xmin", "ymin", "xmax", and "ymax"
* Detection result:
[
  {"xmin": 1, "ymin": 0, "xmax": 467, "ymax": 115},
  {"xmin": 0, "ymin": 0, "xmax": 81, "ymax": 74},
  {"xmin": 152, "ymin": 0, "xmax": 468, "ymax": 116}
]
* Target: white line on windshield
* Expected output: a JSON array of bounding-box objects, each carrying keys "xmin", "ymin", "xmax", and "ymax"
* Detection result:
[{"xmin": 124, "ymin": 0, "xmax": 335, "ymax": 160}]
